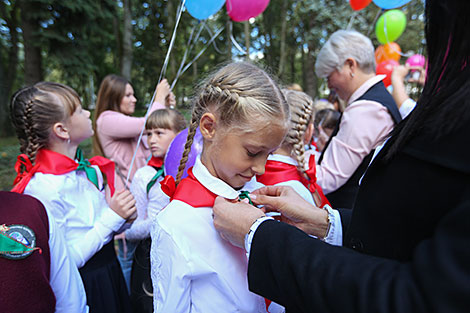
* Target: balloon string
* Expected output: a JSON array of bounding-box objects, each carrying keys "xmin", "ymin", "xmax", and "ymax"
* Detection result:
[
  {"xmin": 125, "ymin": 0, "xmax": 186, "ymax": 186},
  {"xmin": 170, "ymin": 21, "xmax": 205, "ymax": 90},
  {"xmin": 171, "ymin": 26, "xmax": 225, "ymax": 89},
  {"xmin": 347, "ymin": 12, "xmax": 357, "ymax": 30},
  {"xmin": 231, "ymin": 33, "xmax": 247, "ymax": 55},
  {"xmin": 204, "ymin": 23, "xmax": 226, "ymax": 54}
]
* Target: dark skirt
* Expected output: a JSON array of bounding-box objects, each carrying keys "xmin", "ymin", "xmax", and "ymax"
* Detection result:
[
  {"xmin": 79, "ymin": 241, "xmax": 132, "ymax": 313},
  {"xmin": 130, "ymin": 238, "xmax": 153, "ymax": 313}
]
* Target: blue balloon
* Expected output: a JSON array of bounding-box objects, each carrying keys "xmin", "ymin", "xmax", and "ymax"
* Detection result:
[
  {"xmin": 372, "ymin": 0, "xmax": 411, "ymax": 9},
  {"xmin": 185, "ymin": 0, "xmax": 225, "ymax": 20}
]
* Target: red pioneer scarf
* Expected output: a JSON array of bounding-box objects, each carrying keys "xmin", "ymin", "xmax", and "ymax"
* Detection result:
[
  {"xmin": 146, "ymin": 156, "xmax": 165, "ymax": 194},
  {"xmin": 12, "ymin": 148, "xmax": 116, "ymax": 196},
  {"xmin": 257, "ymin": 155, "xmax": 330, "ymax": 208}
]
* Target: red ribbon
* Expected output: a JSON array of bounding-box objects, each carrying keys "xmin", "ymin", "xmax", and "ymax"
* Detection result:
[
  {"xmin": 147, "ymin": 156, "xmax": 163, "ymax": 168},
  {"xmin": 11, "ymin": 149, "xmax": 116, "ymax": 196}
]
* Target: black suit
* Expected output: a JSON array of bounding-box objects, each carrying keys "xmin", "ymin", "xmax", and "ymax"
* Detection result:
[{"xmin": 248, "ymin": 122, "xmax": 470, "ymax": 312}]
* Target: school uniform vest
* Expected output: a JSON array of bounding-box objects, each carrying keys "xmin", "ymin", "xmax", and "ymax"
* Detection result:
[
  {"xmin": 320, "ymin": 81, "xmax": 401, "ymax": 209},
  {"xmin": 0, "ymin": 192, "xmax": 55, "ymax": 313}
]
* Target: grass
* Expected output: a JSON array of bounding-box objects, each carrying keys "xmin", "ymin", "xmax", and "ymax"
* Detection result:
[{"xmin": 0, "ymin": 136, "xmax": 92, "ymax": 191}]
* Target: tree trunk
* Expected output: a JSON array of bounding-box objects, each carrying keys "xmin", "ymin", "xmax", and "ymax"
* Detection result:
[
  {"xmin": 20, "ymin": 0, "xmax": 43, "ymax": 85},
  {"xmin": 304, "ymin": 47, "xmax": 317, "ymax": 99},
  {"xmin": 0, "ymin": 1, "xmax": 20, "ymax": 136},
  {"xmin": 244, "ymin": 21, "xmax": 250, "ymax": 60},
  {"xmin": 277, "ymin": 0, "xmax": 289, "ymax": 79},
  {"xmin": 120, "ymin": 0, "xmax": 133, "ymax": 80}
]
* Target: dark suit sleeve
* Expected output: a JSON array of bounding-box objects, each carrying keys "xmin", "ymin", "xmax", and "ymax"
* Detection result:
[
  {"xmin": 247, "ymin": 200, "xmax": 470, "ymax": 313},
  {"xmin": 337, "ymin": 208, "xmax": 352, "ymax": 236}
]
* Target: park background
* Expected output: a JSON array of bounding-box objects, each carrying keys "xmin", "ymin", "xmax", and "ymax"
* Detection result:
[{"xmin": 0, "ymin": 0, "xmax": 425, "ymax": 190}]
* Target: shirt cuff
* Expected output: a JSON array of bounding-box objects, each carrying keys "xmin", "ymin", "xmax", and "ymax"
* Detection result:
[
  {"xmin": 99, "ymin": 207, "xmax": 126, "ymax": 232},
  {"xmin": 244, "ymin": 216, "xmax": 274, "ymax": 260},
  {"xmin": 323, "ymin": 205, "xmax": 343, "ymax": 246}
]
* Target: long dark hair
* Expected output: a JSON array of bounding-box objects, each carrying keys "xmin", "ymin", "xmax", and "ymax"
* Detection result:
[{"xmin": 386, "ymin": 0, "xmax": 470, "ymax": 159}]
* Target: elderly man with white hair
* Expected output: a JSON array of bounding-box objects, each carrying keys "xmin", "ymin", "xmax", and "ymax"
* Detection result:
[{"xmin": 314, "ymin": 29, "xmax": 402, "ymax": 209}]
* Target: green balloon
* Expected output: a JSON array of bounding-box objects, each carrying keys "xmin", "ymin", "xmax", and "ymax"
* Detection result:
[{"xmin": 375, "ymin": 10, "xmax": 407, "ymax": 44}]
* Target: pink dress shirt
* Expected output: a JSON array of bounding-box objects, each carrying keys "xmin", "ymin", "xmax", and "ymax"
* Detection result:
[
  {"xmin": 316, "ymin": 75, "xmax": 395, "ymax": 194},
  {"xmin": 96, "ymin": 101, "xmax": 165, "ymax": 191}
]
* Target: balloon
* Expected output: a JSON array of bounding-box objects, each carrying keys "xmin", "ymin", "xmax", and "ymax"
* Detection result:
[
  {"xmin": 350, "ymin": 0, "xmax": 373, "ymax": 11},
  {"xmin": 226, "ymin": 0, "xmax": 270, "ymax": 22},
  {"xmin": 164, "ymin": 127, "xmax": 203, "ymax": 180},
  {"xmin": 373, "ymin": 0, "xmax": 411, "ymax": 9},
  {"xmin": 376, "ymin": 59, "xmax": 399, "ymax": 87},
  {"xmin": 375, "ymin": 9, "xmax": 407, "ymax": 44},
  {"xmin": 185, "ymin": 0, "xmax": 225, "ymax": 20},
  {"xmin": 406, "ymin": 54, "xmax": 426, "ymax": 68},
  {"xmin": 375, "ymin": 42, "xmax": 401, "ymax": 64}
]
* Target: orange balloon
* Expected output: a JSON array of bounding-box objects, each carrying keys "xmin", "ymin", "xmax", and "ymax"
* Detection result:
[{"xmin": 376, "ymin": 42, "xmax": 401, "ymax": 64}]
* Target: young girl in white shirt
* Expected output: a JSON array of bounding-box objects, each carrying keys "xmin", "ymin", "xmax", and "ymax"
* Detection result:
[
  {"xmin": 151, "ymin": 62, "xmax": 289, "ymax": 313},
  {"xmin": 257, "ymin": 89, "xmax": 330, "ymax": 208},
  {"xmin": 10, "ymin": 82, "xmax": 137, "ymax": 313},
  {"xmin": 126, "ymin": 108, "xmax": 186, "ymax": 312}
]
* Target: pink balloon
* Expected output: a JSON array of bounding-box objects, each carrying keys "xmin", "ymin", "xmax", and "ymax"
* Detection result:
[
  {"xmin": 406, "ymin": 54, "xmax": 426, "ymax": 68},
  {"xmin": 226, "ymin": 0, "xmax": 270, "ymax": 22}
]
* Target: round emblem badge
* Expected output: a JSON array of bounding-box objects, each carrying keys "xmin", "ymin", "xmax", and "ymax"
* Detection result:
[{"xmin": 1, "ymin": 224, "xmax": 37, "ymax": 260}]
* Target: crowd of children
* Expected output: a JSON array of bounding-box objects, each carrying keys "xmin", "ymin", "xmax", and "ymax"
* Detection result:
[{"xmin": 5, "ymin": 62, "xmax": 334, "ymax": 313}]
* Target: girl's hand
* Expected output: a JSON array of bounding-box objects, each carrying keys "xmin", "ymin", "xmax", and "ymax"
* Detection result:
[
  {"xmin": 166, "ymin": 92, "xmax": 176, "ymax": 108},
  {"xmin": 109, "ymin": 189, "xmax": 137, "ymax": 221},
  {"xmin": 154, "ymin": 79, "xmax": 171, "ymax": 105}
]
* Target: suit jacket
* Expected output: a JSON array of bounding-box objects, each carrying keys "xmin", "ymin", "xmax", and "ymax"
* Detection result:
[{"xmin": 248, "ymin": 121, "xmax": 470, "ymax": 313}]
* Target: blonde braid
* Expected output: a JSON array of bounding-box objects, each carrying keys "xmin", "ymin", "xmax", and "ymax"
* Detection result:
[
  {"xmin": 23, "ymin": 99, "xmax": 41, "ymax": 164},
  {"xmin": 281, "ymin": 89, "xmax": 315, "ymax": 178},
  {"xmin": 175, "ymin": 116, "xmax": 198, "ymax": 185}
]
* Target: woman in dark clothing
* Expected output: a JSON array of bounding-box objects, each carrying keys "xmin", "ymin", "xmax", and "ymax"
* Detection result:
[{"xmin": 212, "ymin": 1, "xmax": 470, "ymax": 312}]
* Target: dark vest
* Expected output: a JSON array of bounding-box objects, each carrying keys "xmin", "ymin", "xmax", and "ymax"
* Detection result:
[
  {"xmin": 0, "ymin": 192, "xmax": 55, "ymax": 313},
  {"xmin": 320, "ymin": 81, "xmax": 401, "ymax": 209}
]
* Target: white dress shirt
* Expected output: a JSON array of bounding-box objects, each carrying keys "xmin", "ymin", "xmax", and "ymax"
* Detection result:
[
  {"xmin": 48, "ymin": 213, "xmax": 89, "ymax": 313},
  {"xmin": 151, "ymin": 156, "xmax": 284, "ymax": 313},
  {"xmin": 24, "ymin": 165, "xmax": 126, "ymax": 268},
  {"xmin": 126, "ymin": 165, "xmax": 170, "ymax": 240},
  {"xmin": 265, "ymin": 154, "xmax": 315, "ymax": 204}
]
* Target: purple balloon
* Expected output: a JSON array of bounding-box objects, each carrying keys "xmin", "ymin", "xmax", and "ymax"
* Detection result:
[{"xmin": 164, "ymin": 127, "xmax": 203, "ymax": 179}]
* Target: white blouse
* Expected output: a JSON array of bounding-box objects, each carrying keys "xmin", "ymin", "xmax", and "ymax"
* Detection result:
[
  {"xmin": 126, "ymin": 165, "xmax": 170, "ymax": 241},
  {"xmin": 24, "ymin": 166, "xmax": 126, "ymax": 268},
  {"xmin": 151, "ymin": 156, "xmax": 284, "ymax": 313}
]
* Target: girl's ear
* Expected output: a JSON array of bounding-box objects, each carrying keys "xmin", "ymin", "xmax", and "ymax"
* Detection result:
[
  {"xmin": 52, "ymin": 122, "xmax": 70, "ymax": 141},
  {"xmin": 304, "ymin": 122, "xmax": 315, "ymax": 145},
  {"xmin": 199, "ymin": 112, "xmax": 217, "ymax": 140}
]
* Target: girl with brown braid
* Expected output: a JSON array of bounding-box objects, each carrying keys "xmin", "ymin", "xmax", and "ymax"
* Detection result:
[
  {"xmin": 10, "ymin": 82, "xmax": 136, "ymax": 313},
  {"xmin": 257, "ymin": 89, "xmax": 330, "ymax": 208},
  {"xmin": 150, "ymin": 62, "xmax": 289, "ymax": 313}
]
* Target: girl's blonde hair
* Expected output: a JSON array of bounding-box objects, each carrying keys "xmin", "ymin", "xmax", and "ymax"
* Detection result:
[
  {"xmin": 175, "ymin": 62, "xmax": 290, "ymax": 184},
  {"xmin": 145, "ymin": 108, "xmax": 187, "ymax": 133},
  {"xmin": 92, "ymin": 74, "xmax": 129, "ymax": 157},
  {"xmin": 10, "ymin": 82, "xmax": 81, "ymax": 164},
  {"xmin": 281, "ymin": 89, "xmax": 315, "ymax": 177}
]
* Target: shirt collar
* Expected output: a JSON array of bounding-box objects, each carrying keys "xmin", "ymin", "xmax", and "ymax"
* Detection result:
[
  {"xmin": 268, "ymin": 154, "xmax": 298, "ymax": 166},
  {"xmin": 348, "ymin": 75, "xmax": 386, "ymax": 105},
  {"xmin": 192, "ymin": 155, "xmax": 260, "ymax": 200}
]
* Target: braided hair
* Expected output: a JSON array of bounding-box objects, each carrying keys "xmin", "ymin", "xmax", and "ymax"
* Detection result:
[
  {"xmin": 175, "ymin": 62, "xmax": 290, "ymax": 184},
  {"xmin": 10, "ymin": 82, "xmax": 80, "ymax": 165},
  {"xmin": 281, "ymin": 89, "xmax": 315, "ymax": 177}
]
